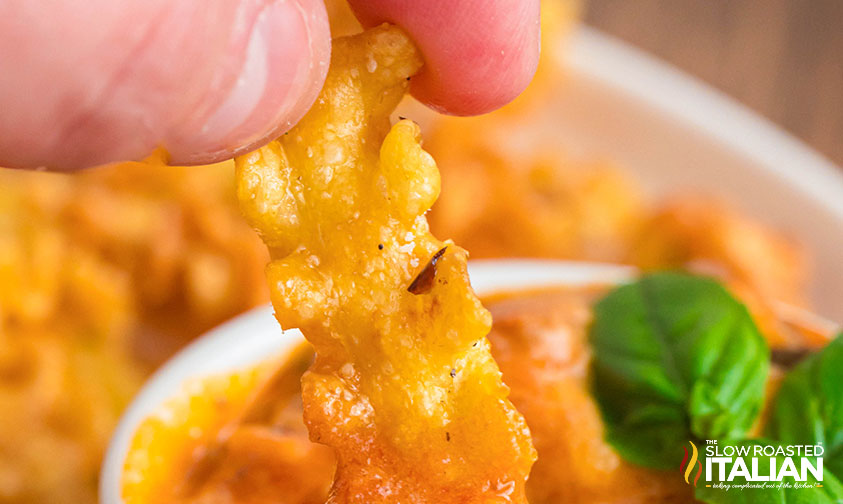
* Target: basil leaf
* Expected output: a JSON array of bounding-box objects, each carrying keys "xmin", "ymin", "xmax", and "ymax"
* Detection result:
[
  {"xmin": 694, "ymin": 439, "xmax": 843, "ymax": 504},
  {"xmin": 589, "ymin": 272, "xmax": 770, "ymax": 468},
  {"xmin": 767, "ymin": 335, "xmax": 843, "ymax": 481}
]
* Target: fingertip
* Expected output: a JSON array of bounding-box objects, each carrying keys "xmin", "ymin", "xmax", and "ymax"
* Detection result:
[
  {"xmin": 348, "ymin": 0, "xmax": 540, "ymax": 116},
  {"xmin": 0, "ymin": 0, "xmax": 331, "ymax": 170},
  {"xmin": 166, "ymin": 0, "xmax": 331, "ymax": 165},
  {"xmin": 0, "ymin": 0, "xmax": 536, "ymax": 170}
]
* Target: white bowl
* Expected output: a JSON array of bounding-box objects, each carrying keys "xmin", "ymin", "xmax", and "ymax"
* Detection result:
[
  {"xmin": 100, "ymin": 260, "xmax": 633, "ymax": 503},
  {"xmin": 101, "ymin": 24, "xmax": 843, "ymax": 502}
]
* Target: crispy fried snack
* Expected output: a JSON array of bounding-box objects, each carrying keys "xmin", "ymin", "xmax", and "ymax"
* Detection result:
[
  {"xmin": 629, "ymin": 197, "xmax": 806, "ymax": 308},
  {"xmin": 235, "ymin": 25, "xmax": 535, "ymax": 503},
  {"xmin": 0, "ymin": 158, "xmax": 268, "ymax": 503},
  {"xmin": 629, "ymin": 197, "xmax": 809, "ymax": 347}
]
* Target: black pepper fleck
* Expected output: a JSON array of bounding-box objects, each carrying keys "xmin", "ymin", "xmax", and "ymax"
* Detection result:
[
  {"xmin": 449, "ymin": 368, "xmax": 456, "ymax": 378},
  {"xmin": 378, "ymin": 243, "xmax": 384, "ymax": 250},
  {"xmin": 446, "ymin": 432, "xmax": 450, "ymax": 442}
]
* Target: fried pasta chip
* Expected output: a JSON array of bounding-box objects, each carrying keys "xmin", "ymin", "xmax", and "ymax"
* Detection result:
[
  {"xmin": 0, "ymin": 158, "xmax": 269, "ymax": 503},
  {"xmin": 235, "ymin": 26, "xmax": 535, "ymax": 503}
]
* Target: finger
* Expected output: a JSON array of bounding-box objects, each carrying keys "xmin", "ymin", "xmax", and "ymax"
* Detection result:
[
  {"xmin": 348, "ymin": 0, "xmax": 540, "ymax": 116},
  {"xmin": 0, "ymin": 0, "xmax": 331, "ymax": 170}
]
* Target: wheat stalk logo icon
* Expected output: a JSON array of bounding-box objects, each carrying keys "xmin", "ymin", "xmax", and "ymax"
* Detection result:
[{"xmin": 680, "ymin": 441, "xmax": 702, "ymax": 486}]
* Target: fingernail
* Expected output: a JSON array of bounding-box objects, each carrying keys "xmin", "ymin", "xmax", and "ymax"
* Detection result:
[
  {"xmin": 198, "ymin": 4, "xmax": 277, "ymax": 144},
  {"xmin": 166, "ymin": 0, "xmax": 329, "ymax": 165},
  {"xmin": 199, "ymin": 1, "xmax": 313, "ymax": 153}
]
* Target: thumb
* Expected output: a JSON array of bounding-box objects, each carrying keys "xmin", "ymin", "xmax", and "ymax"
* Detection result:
[
  {"xmin": 348, "ymin": 0, "xmax": 541, "ymax": 116},
  {"xmin": 0, "ymin": 0, "xmax": 330, "ymax": 170}
]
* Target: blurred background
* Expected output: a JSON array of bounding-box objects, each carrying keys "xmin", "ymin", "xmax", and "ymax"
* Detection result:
[
  {"xmin": 1, "ymin": 0, "xmax": 841, "ymax": 503},
  {"xmin": 586, "ymin": 0, "xmax": 843, "ymax": 167}
]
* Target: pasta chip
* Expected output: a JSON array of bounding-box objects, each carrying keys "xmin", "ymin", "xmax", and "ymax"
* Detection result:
[{"xmin": 235, "ymin": 25, "xmax": 535, "ymax": 503}]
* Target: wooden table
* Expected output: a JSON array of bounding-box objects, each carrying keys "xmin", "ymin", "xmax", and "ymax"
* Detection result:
[{"xmin": 584, "ymin": 0, "xmax": 843, "ymax": 169}]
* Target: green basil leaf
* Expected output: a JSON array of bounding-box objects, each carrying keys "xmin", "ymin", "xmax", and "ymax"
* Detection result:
[
  {"xmin": 589, "ymin": 272, "xmax": 770, "ymax": 468},
  {"xmin": 767, "ymin": 334, "xmax": 843, "ymax": 481},
  {"xmin": 694, "ymin": 439, "xmax": 843, "ymax": 504}
]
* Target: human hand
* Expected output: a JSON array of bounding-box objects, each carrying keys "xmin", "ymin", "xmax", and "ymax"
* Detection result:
[{"xmin": 0, "ymin": 0, "xmax": 539, "ymax": 171}]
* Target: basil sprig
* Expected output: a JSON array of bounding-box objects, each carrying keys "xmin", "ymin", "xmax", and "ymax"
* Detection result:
[
  {"xmin": 767, "ymin": 335, "xmax": 843, "ymax": 481},
  {"xmin": 696, "ymin": 337, "xmax": 843, "ymax": 503},
  {"xmin": 589, "ymin": 272, "xmax": 770, "ymax": 468},
  {"xmin": 590, "ymin": 272, "xmax": 843, "ymax": 503}
]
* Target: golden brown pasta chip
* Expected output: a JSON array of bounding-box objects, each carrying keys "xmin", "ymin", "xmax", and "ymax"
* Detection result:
[{"xmin": 235, "ymin": 25, "xmax": 535, "ymax": 503}]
